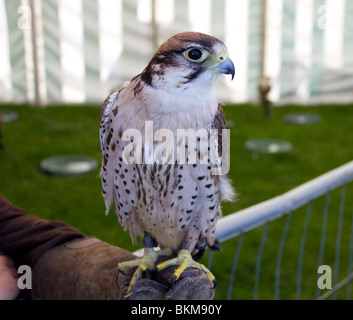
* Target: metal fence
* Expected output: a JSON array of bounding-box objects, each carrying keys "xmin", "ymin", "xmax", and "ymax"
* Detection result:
[{"xmin": 210, "ymin": 160, "xmax": 353, "ymax": 299}]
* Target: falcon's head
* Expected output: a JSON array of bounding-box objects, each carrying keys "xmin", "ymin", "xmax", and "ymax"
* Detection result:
[{"xmin": 140, "ymin": 32, "xmax": 235, "ymax": 93}]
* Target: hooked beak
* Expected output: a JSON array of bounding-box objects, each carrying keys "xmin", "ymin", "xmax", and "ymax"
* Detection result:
[{"xmin": 213, "ymin": 57, "xmax": 235, "ymax": 80}]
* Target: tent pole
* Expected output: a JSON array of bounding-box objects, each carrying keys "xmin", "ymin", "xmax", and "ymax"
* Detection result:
[
  {"xmin": 29, "ymin": 0, "xmax": 42, "ymax": 107},
  {"xmin": 151, "ymin": 0, "xmax": 158, "ymax": 51},
  {"xmin": 258, "ymin": 0, "xmax": 272, "ymax": 115},
  {"xmin": 260, "ymin": 0, "xmax": 267, "ymax": 80}
]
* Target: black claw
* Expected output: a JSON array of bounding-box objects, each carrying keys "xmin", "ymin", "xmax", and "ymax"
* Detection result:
[
  {"xmin": 212, "ymin": 279, "xmax": 217, "ymax": 289},
  {"xmin": 118, "ymin": 269, "xmax": 128, "ymax": 276},
  {"xmin": 151, "ymin": 266, "xmax": 158, "ymax": 273},
  {"xmin": 145, "ymin": 268, "xmax": 153, "ymax": 279},
  {"xmin": 170, "ymin": 275, "xmax": 177, "ymax": 287}
]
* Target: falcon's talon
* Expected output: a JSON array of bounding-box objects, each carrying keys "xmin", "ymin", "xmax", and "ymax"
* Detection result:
[
  {"xmin": 212, "ymin": 279, "xmax": 217, "ymax": 289},
  {"xmin": 170, "ymin": 275, "xmax": 178, "ymax": 287},
  {"xmin": 118, "ymin": 249, "xmax": 159, "ymax": 294},
  {"xmin": 156, "ymin": 249, "xmax": 216, "ymax": 287},
  {"xmin": 119, "ymin": 247, "xmax": 174, "ymax": 295},
  {"xmin": 118, "ymin": 269, "xmax": 128, "ymax": 276},
  {"xmin": 145, "ymin": 268, "xmax": 153, "ymax": 279}
]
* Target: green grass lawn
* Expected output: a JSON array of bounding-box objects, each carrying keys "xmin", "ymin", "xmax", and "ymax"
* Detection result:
[{"xmin": 1, "ymin": 103, "xmax": 353, "ymax": 299}]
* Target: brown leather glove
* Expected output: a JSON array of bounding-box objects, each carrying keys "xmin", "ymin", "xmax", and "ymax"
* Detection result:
[
  {"xmin": 0, "ymin": 194, "xmax": 214, "ymax": 300},
  {"xmin": 32, "ymin": 237, "xmax": 215, "ymax": 300},
  {"xmin": 0, "ymin": 194, "xmax": 85, "ymax": 268}
]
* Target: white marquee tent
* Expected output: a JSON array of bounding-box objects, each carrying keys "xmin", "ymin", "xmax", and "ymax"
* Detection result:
[{"xmin": 0, "ymin": 0, "xmax": 352, "ymax": 106}]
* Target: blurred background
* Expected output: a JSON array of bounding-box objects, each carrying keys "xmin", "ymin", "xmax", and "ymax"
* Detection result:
[
  {"xmin": 1, "ymin": 0, "xmax": 353, "ymax": 106},
  {"xmin": 1, "ymin": 0, "xmax": 353, "ymax": 300}
]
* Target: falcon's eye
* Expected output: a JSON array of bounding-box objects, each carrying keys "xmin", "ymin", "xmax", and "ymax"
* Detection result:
[
  {"xmin": 183, "ymin": 48, "xmax": 207, "ymax": 62},
  {"xmin": 188, "ymin": 49, "xmax": 202, "ymax": 61}
]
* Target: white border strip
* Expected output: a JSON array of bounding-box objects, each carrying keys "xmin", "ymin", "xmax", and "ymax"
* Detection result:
[
  {"xmin": 58, "ymin": 0, "xmax": 85, "ymax": 103},
  {"xmin": 98, "ymin": 0, "xmax": 122, "ymax": 87},
  {"xmin": 224, "ymin": 0, "xmax": 249, "ymax": 103}
]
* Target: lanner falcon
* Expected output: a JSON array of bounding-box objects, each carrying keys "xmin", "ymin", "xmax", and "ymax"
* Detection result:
[{"xmin": 100, "ymin": 32, "xmax": 235, "ymax": 294}]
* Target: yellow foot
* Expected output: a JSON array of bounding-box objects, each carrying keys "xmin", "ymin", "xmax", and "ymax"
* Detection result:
[
  {"xmin": 155, "ymin": 249, "xmax": 216, "ymax": 288},
  {"xmin": 118, "ymin": 248, "xmax": 172, "ymax": 294}
]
